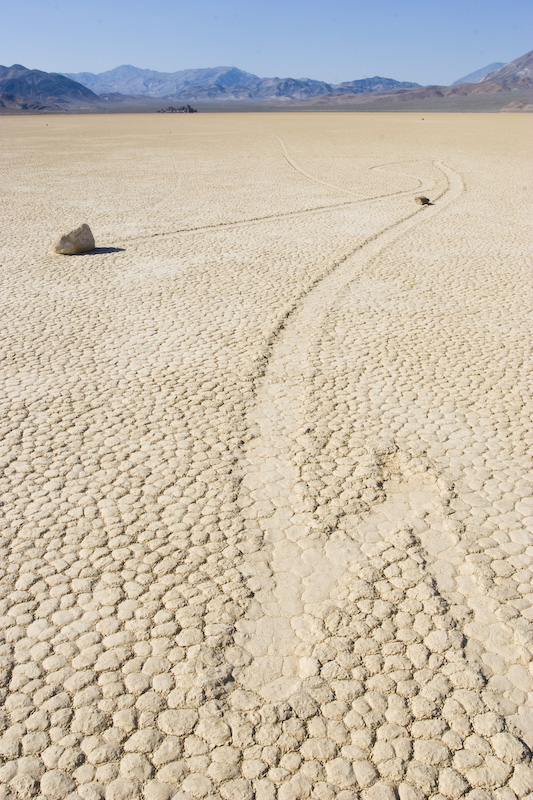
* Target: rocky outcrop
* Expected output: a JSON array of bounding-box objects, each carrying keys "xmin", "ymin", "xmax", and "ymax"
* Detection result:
[{"xmin": 157, "ymin": 105, "xmax": 197, "ymax": 113}]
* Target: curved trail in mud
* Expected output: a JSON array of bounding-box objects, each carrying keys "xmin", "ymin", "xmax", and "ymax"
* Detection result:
[
  {"xmin": 120, "ymin": 139, "xmax": 438, "ymax": 245},
  {"xmin": 234, "ymin": 160, "xmax": 464, "ymax": 700},
  {"xmin": 275, "ymin": 134, "xmax": 436, "ymax": 202}
]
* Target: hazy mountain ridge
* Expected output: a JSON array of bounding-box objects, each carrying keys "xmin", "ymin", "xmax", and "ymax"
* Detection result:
[
  {"xmin": 63, "ymin": 65, "xmax": 263, "ymax": 97},
  {"xmin": 452, "ymin": 63, "xmax": 505, "ymax": 85},
  {"xmin": 0, "ymin": 64, "xmax": 99, "ymax": 106},
  {"xmin": 311, "ymin": 51, "xmax": 533, "ymax": 109},
  {"xmin": 2, "ymin": 52, "xmax": 531, "ymax": 112},
  {"xmin": 480, "ymin": 51, "xmax": 533, "ymax": 88},
  {"xmin": 63, "ymin": 65, "xmax": 420, "ymax": 100}
]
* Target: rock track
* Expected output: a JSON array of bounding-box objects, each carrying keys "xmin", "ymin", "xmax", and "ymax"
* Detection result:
[
  {"xmin": 234, "ymin": 160, "xmax": 463, "ymax": 700},
  {"xmin": 118, "ymin": 134, "xmax": 436, "ymax": 244},
  {"xmin": 227, "ymin": 158, "xmax": 533, "ymax": 797}
]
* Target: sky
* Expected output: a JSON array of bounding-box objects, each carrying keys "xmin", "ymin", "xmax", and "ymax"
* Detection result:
[{"xmin": 3, "ymin": 0, "xmax": 531, "ymax": 86}]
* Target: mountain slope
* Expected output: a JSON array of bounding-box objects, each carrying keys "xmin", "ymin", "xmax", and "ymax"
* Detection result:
[
  {"xmin": 0, "ymin": 91, "xmax": 60, "ymax": 111},
  {"xmin": 452, "ymin": 62, "xmax": 505, "ymax": 85},
  {"xmin": 0, "ymin": 64, "xmax": 99, "ymax": 107},
  {"xmin": 480, "ymin": 51, "xmax": 533, "ymax": 88}
]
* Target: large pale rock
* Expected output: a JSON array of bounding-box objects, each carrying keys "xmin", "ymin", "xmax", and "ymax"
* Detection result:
[{"xmin": 55, "ymin": 223, "xmax": 95, "ymax": 255}]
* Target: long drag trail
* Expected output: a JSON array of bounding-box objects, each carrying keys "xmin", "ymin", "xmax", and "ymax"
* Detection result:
[
  {"xmin": 235, "ymin": 161, "xmax": 463, "ymax": 697},
  {"xmin": 233, "ymin": 150, "xmax": 533, "ymax": 788}
]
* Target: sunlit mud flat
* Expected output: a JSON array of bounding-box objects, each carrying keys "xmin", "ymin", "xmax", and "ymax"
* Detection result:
[{"xmin": 1, "ymin": 112, "xmax": 532, "ymax": 800}]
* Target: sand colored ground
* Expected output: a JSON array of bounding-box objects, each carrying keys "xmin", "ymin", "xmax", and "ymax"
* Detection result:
[{"xmin": 0, "ymin": 112, "xmax": 532, "ymax": 800}]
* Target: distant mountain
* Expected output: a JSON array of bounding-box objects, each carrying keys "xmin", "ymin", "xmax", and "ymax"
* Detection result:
[
  {"xmin": 334, "ymin": 76, "xmax": 423, "ymax": 94},
  {"xmin": 480, "ymin": 50, "xmax": 533, "ymax": 88},
  {"xmin": 452, "ymin": 63, "xmax": 505, "ymax": 85},
  {"xmin": 307, "ymin": 80, "xmax": 510, "ymax": 107},
  {"xmin": 3, "ymin": 53, "xmax": 532, "ymax": 113},
  {"xmin": 0, "ymin": 64, "xmax": 99, "ymax": 107},
  {"xmin": 307, "ymin": 51, "xmax": 533, "ymax": 109},
  {"xmin": 63, "ymin": 64, "xmax": 420, "ymax": 100},
  {"xmin": 62, "ymin": 65, "xmax": 262, "ymax": 98}
]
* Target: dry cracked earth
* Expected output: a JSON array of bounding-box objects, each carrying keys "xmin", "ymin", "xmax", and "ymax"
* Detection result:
[{"xmin": 0, "ymin": 112, "xmax": 532, "ymax": 800}]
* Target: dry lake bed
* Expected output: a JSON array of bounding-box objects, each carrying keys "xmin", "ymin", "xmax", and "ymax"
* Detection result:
[{"xmin": 1, "ymin": 112, "xmax": 532, "ymax": 800}]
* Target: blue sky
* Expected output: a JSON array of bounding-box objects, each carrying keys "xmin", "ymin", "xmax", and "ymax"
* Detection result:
[{"xmin": 3, "ymin": 0, "xmax": 531, "ymax": 85}]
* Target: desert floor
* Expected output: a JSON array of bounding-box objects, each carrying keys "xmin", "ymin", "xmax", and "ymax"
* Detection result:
[{"xmin": 0, "ymin": 112, "xmax": 532, "ymax": 800}]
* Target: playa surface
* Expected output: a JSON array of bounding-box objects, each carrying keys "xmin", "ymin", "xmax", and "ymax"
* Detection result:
[{"xmin": 1, "ymin": 112, "xmax": 532, "ymax": 800}]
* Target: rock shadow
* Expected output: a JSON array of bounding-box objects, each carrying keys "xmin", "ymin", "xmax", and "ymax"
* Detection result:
[{"xmin": 71, "ymin": 246, "xmax": 125, "ymax": 255}]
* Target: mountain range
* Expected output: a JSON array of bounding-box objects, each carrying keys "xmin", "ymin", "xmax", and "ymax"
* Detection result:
[
  {"xmin": 62, "ymin": 65, "xmax": 421, "ymax": 101},
  {"xmin": 1, "ymin": 51, "xmax": 532, "ymax": 112}
]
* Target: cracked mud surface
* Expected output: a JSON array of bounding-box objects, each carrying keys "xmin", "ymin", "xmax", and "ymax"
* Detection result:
[{"xmin": 1, "ymin": 113, "xmax": 532, "ymax": 800}]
